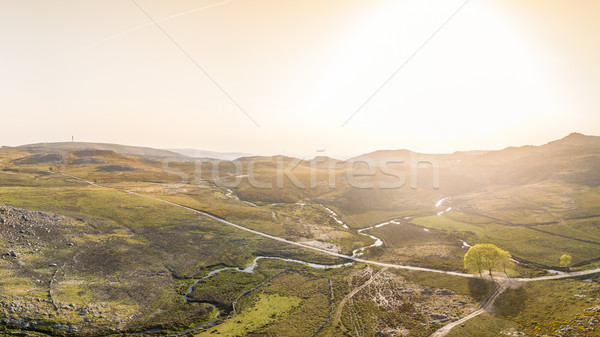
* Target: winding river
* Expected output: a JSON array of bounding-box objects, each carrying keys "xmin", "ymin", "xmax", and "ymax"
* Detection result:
[
  {"xmin": 436, "ymin": 197, "xmax": 452, "ymax": 215},
  {"xmin": 351, "ymin": 217, "xmax": 414, "ymax": 257},
  {"xmin": 180, "ymin": 213, "xmax": 403, "ymax": 331},
  {"xmin": 60, "ymin": 174, "xmax": 600, "ymax": 337},
  {"xmin": 181, "ymin": 255, "xmax": 353, "ymax": 331},
  {"xmin": 320, "ymin": 204, "xmax": 349, "ymax": 228}
]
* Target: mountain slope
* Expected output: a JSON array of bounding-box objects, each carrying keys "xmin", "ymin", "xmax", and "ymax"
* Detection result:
[
  {"xmin": 169, "ymin": 148, "xmax": 252, "ymax": 161},
  {"xmin": 9, "ymin": 142, "xmax": 190, "ymax": 160}
]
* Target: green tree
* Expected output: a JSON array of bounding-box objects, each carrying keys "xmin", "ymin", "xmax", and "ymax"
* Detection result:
[
  {"xmin": 499, "ymin": 249, "xmax": 513, "ymax": 276},
  {"xmin": 464, "ymin": 244, "xmax": 511, "ymax": 278},
  {"xmin": 559, "ymin": 254, "xmax": 572, "ymax": 267}
]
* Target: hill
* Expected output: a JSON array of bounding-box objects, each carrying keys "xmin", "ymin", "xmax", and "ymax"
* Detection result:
[
  {"xmin": 1, "ymin": 133, "xmax": 599, "ymax": 336},
  {"xmin": 8, "ymin": 142, "xmax": 191, "ymax": 160}
]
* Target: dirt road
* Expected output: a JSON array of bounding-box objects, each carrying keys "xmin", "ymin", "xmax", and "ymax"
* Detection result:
[{"xmin": 329, "ymin": 268, "xmax": 388, "ymax": 335}]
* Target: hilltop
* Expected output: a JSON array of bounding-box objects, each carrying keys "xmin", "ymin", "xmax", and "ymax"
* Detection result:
[{"xmin": 7, "ymin": 142, "xmax": 190, "ymax": 161}]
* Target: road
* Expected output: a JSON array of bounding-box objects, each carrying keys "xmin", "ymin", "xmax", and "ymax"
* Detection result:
[
  {"xmin": 58, "ymin": 173, "xmax": 483, "ymax": 277},
  {"xmin": 517, "ymin": 268, "xmax": 600, "ymax": 282},
  {"xmin": 59, "ymin": 172, "xmax": 600, "ymax": 282}
]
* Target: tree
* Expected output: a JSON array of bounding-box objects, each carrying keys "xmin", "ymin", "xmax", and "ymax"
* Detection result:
[
  {"xmin": 464, "ymin": 244, "xmax": 511, "ymax": 278},
  {"xmin": 559, "ymin": 254, "xmax": 572, "ymax": 268},
  {"xmin": 499, "ymin": 249, "xmax": 513, "ymax": 276}
]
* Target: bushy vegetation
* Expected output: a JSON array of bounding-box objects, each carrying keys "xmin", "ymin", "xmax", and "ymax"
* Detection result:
[
  {"xmin": 448, "ymin": 277, "xmax": 600, "ymax": 336},
  {"xmin": 197, "ymin": 270, "xmax": 332, "ymax": 336},
  {"xmin": 1, "ymin": 136, "xmax": 600, "ymax": 336}
]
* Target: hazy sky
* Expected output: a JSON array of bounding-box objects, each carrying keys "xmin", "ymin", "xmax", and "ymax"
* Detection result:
[{"xmin": 1, "ymin": 0, "xmax": 599, "ymax": 157}]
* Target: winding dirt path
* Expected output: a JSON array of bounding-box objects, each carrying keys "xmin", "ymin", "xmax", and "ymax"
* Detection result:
[
  {"xmin": 329, "ymin": 268, "xmax": 388, "ymax": 335},
  {"xmin": 430, "ymin": 273, "xmax": 588, "ymax": 337},
  {"xmin": 430, "ymin": 280, "xmax": 508, "ymax": 337},
  {"xmin": 430, "ymin": 277, "xmax": 516, "ymax": 337}
]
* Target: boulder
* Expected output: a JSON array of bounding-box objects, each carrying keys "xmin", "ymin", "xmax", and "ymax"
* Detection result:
[{"xmin": 429, "ymin": 313, "xmax": 448, "ymax": 320}]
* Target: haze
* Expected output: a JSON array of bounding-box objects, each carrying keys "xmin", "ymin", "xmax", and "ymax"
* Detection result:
[{"xmin": 1, "ymin": 0, "xmax": 599, "ymax": 157}]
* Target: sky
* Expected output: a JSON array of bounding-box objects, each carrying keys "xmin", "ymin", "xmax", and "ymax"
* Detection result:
[{"xmin": 1, "ymin": 0, "xmax": 599, "ymax": 158}]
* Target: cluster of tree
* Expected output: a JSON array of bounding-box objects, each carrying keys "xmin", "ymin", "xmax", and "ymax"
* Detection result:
[
  {"xmin": 464, "ymin": 244, "xmax": 512, "ymax": 278},
  {"xmin": 560, "ymin": 254, "xmax": 572, "ymax": 267},
  {"xmin": 465, "ymin": 245, "xmax": 574, "ymax": 278}
]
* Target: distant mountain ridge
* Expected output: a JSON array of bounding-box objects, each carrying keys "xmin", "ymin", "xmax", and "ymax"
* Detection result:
[
  {"xmin": 168, "ymin": 149, "xmax": 253, "ymax": 161},
  {"xmin": 8, "ymin": 142, "xmax": 190, "ymax": 160},
  {"xmin": 7, "ymin": 133, "xmax": 600, "ymax": 164},
  {"xmin": 545, "ymin": 132, "xmax": 600, "ymax": 147},
  {"xmin": 349, "ymin": 132, "xmax": 600, "ymax": 163}
]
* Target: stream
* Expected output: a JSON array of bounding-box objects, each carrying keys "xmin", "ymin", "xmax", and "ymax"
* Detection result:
[
  {"xmin": 180, "ymin": 255, "xmax": 353, "ymax": 332},
  {"xmin": 320, "ymin": 204, "xmax": 349, "ymax": 228},
  {"xmin": 436, "ymin": 197, "xmax": 452, "ymax": 215},
  {"xmin": 178, "ymin": 198, "xmax": 455, "ymax": 332},
  {"xmin": 352, "ymin": 219, "xmax": 406, "ymax": 257},
  {"xmin": 226, "ymin": 188, "xmax": 258, "ymax": 207}
]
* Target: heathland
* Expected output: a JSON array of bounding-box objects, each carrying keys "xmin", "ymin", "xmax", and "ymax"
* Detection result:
[{"xmin": 0, "ymin": 133, "xmax": 599, "ymax": 336}]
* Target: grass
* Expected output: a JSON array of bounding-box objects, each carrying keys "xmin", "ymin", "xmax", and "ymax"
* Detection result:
[
  {"xmin": 534, "ymin": 216, "xmax": 600, "ymax": 243},
  {"xmin": 401, "ymin": 269, "xmax": 494, "ymax": 302},
  {"xmin": 2, "ymin": 145, "xmax": 600, "ymax": 336},
  {"xmin": 367, "ymin": 222, "xmax": 467, "ymax": 271},
  {"xmin": 0, "ymin": 276, "xmax": 47, "ymax": 297},
  {"xmin": 0, "ymin": 166, "xmax": 342, "ymax": 334},
  {"xmin": 97, "ymin": 180, "xmax": 372, "ymax": 255},
  {"xmin": 448, "ymin": 278, "xmax": 600, "ymax": 336},
  {"xmin": 0, "ymin": 184, "xmax": 196, "ymax": 228},
  {"xmin": 196, "ymin": 293, "xmax": 301, "ymax": 336},
  {"xmin": 189, "ymin": 269, "xmax": 267, "ymax": 310},
  {"xmin": 494, "ymin": 279, "xmax": 600, "ymax": 334},
  {"xmin": 573, "ymin": 186, "xmax": 600, "ymax": 216},
  {"xmin": 334, "ymin": 267, "xmax": 486, "ymax": 337},
  {"xmin": 196, "ymin": 270, "xmax": 331, "ymax": 336},
  {"xmin": 445, "ymin": 313, "xmax": 520, "ymax": 337},
  {"xmin": 412, "ymin": 211, "xmax": 600, "ymax": 266},
  {"xmin": 412, "ymin": 212, "xmax": 485, "ymax": 233},
  {"xmin": 250, "ymin": 271, "xmax": 332, "ymax": 336}
]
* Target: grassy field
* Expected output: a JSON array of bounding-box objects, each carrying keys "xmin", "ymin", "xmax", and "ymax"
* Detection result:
[
  {"xmin": 412, "ymin": 211, "xmax": 600, "ymax": 266},
  {"xmin": 366, "ymin": 221, "xmax": 467, "ymax": 271},
  {"xmin": 534, "ymin": 216, "xmax": 600, "ymax": 243},
  {"xmin": 196, "ymin": 293, "xmax": 302, "ymax": 336},
  {"xmin": 197, "ymin": 270, "xmax": 332, "ymax": 336},
  {"xmin": 187, "ymin": 257, "xmax": 322, "ymax": 312},
  {"xmin": 447, "ymin": 276, "xmax": 600, "ymax": 336}
]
